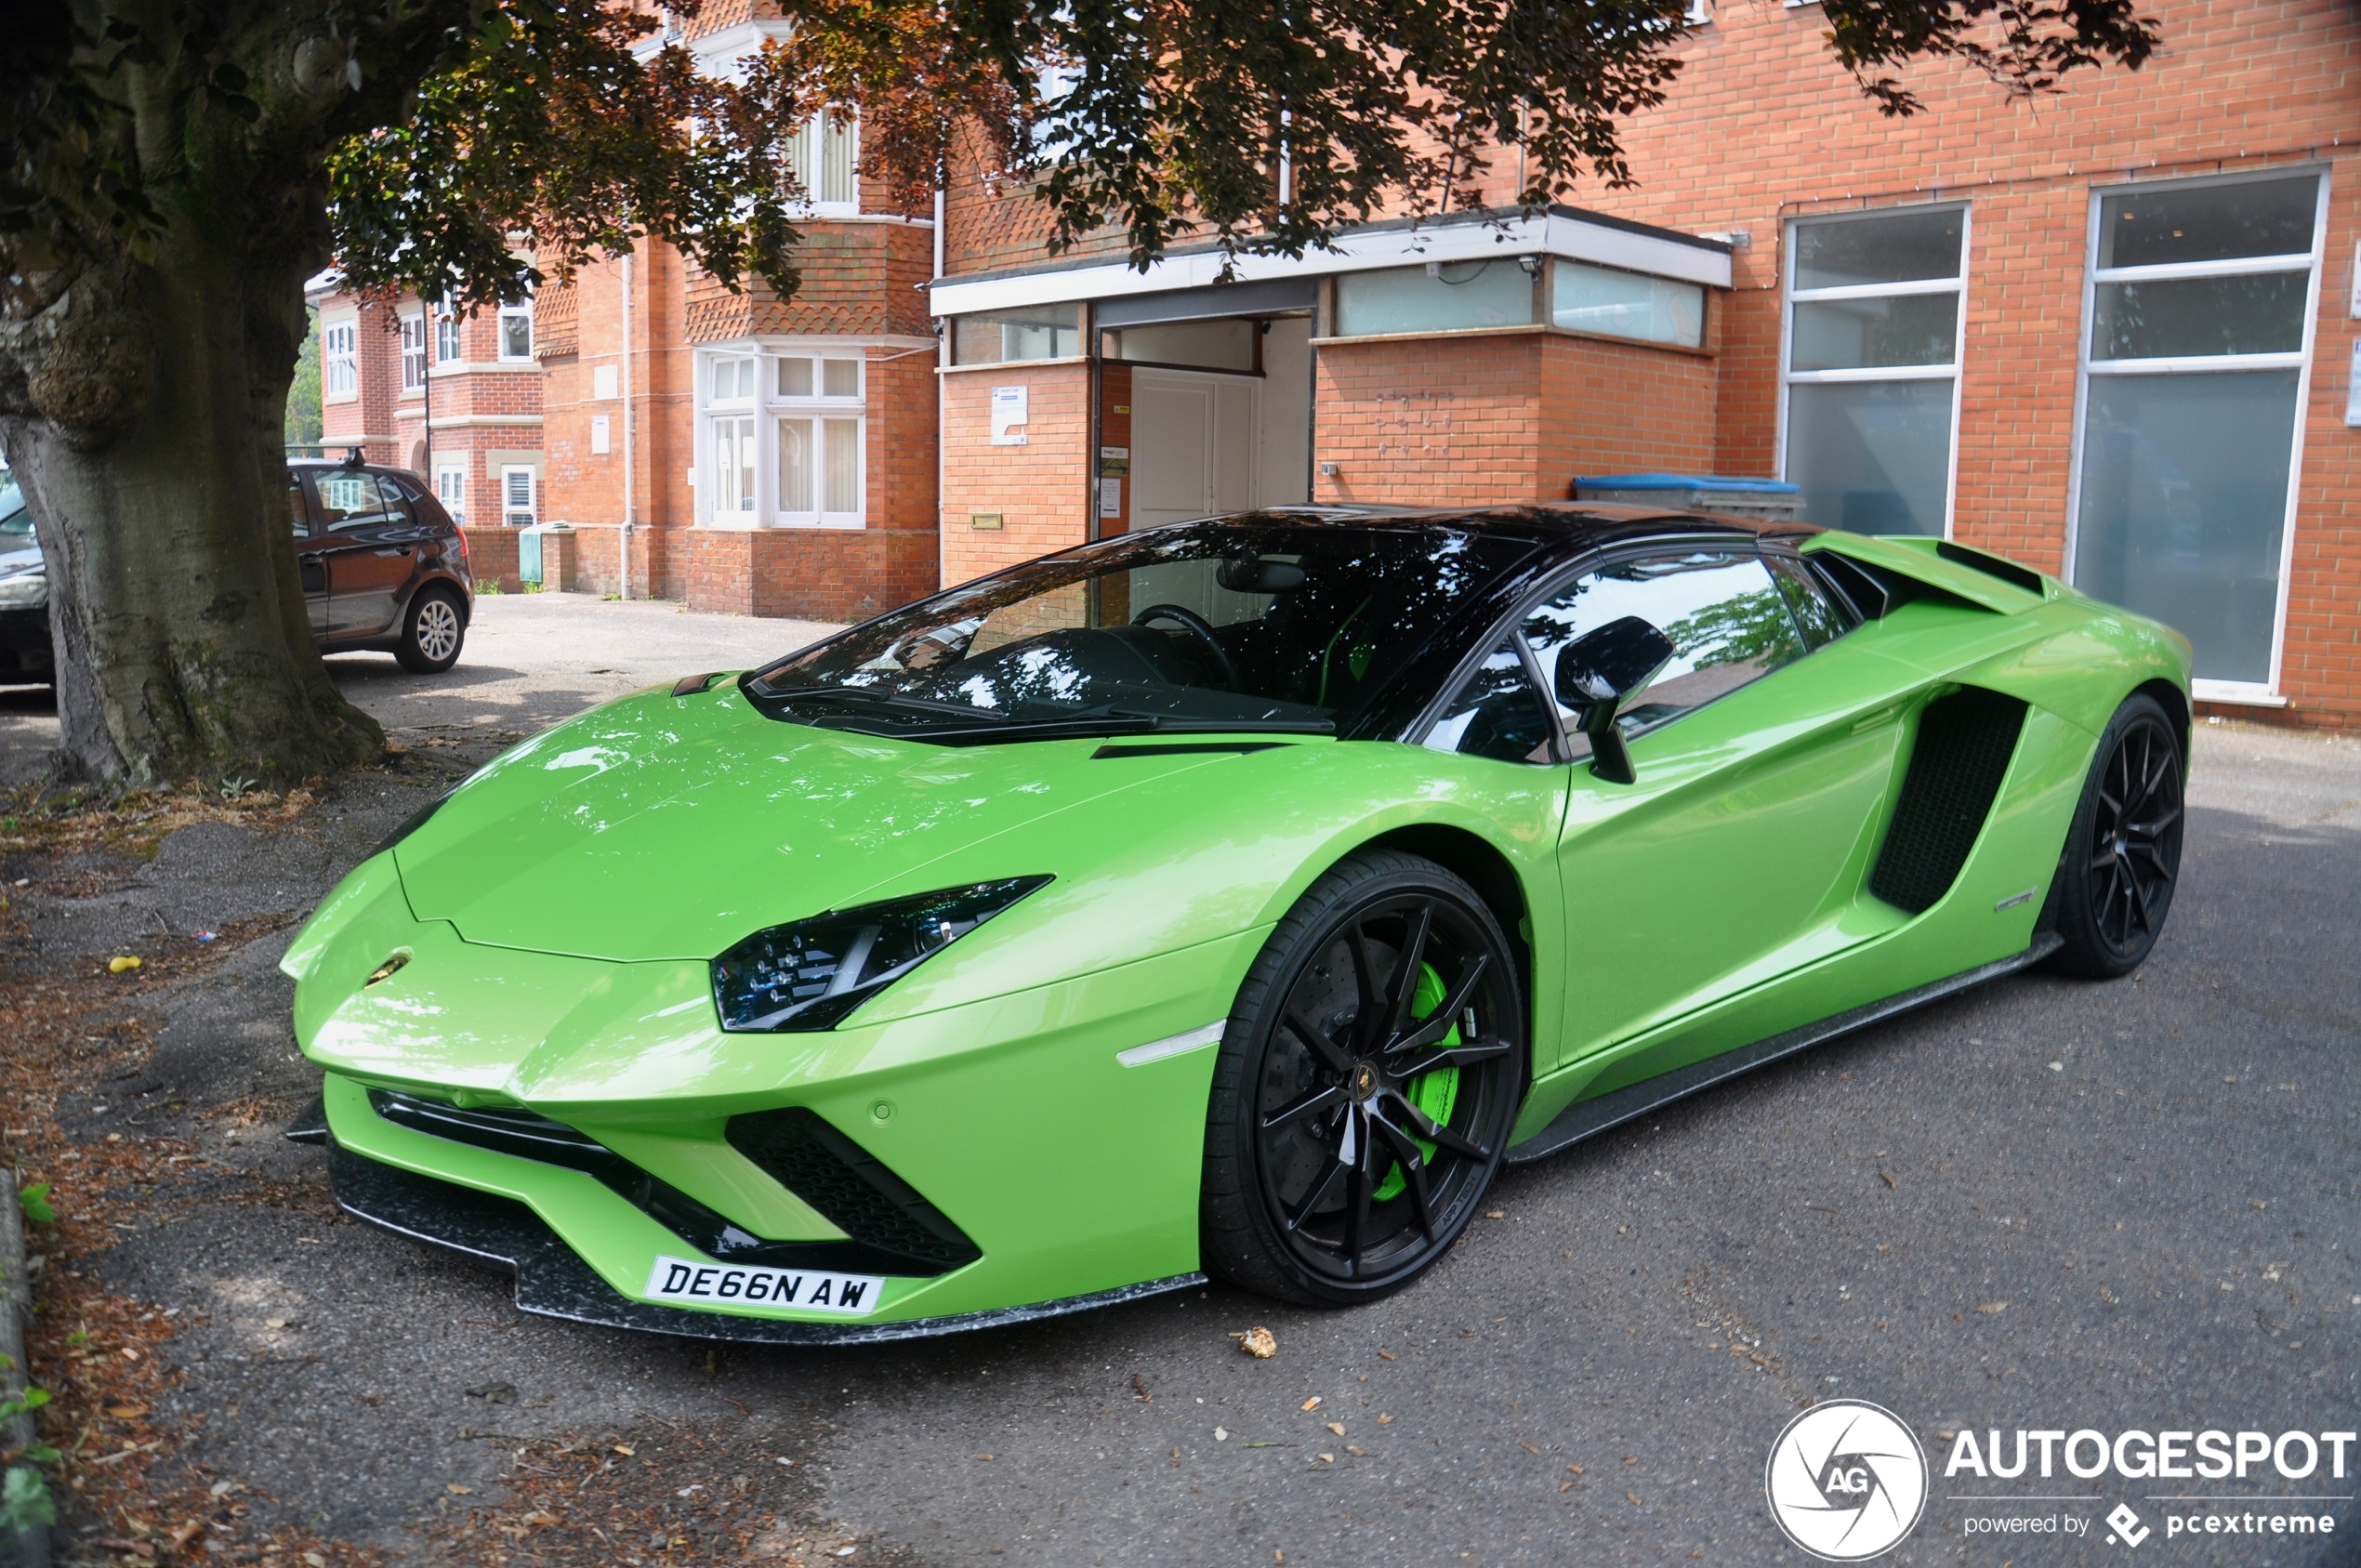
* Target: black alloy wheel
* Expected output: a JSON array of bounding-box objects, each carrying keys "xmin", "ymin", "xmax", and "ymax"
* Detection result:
[
  {"xmin": 1203, "ymin": 850, "xmax": 1523, "ymax": 1304},
  {"xmin": 2044, "ymin": 692, "xmax": 2184, "ymax": 978}
]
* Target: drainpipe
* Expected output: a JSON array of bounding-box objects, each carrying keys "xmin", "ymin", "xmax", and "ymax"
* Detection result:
[
  {"xmin": 932, "ymin": 182, "xmax": 945, "ymax": 583},
  {"xmin": 620, "ymin": 251, "xmax": 635, "ymax": 600}
]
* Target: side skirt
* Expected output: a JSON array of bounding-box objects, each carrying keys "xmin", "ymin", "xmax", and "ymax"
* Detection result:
[
  {"xmin": 316, "ymin": 1140, "xmax": 1205, "ymax": 1345},
  {"xmin": 1505, "ymin": 934, "xmax": 2063, "ymax": 1166}
]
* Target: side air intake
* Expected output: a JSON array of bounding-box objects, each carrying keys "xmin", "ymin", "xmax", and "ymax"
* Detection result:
[
  {"xmin": 1869, "ymin": 686, "xmax": 2029, "ymax": 915},
  {"xmin": 726, "ymin": 1108, "xmax": 983, "ymax": 1272}
]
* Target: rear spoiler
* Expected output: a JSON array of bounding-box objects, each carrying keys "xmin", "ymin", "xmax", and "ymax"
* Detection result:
[{"xmin": 1799, "ymin": 531, "xmax": 2054, "ymax": 616}]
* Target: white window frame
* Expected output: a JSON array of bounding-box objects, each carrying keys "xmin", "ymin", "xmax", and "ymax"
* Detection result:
[
  {"xmin": 693, "ymin": 344, "xmax": 868, "ymax": 530},
  {"xmin": 499, "ymin": 465, "xmax": 536, "ymax": 528},
  {"xmin": 2062, "ymin": 166, "xmax": 2330, "ymax": 705},
  {"xmin": 497, "ymin": 299, "xmax": 534, "ymax": 362},
  {"xmin": 788, "ymin": 110, "xmax": 860, "ymax": 217},
  {"xmin": 323, "ymin": 317, "xmax": 358, "ymax": 401},
  {"xmin": 435, "ymin": 462, "xmax": 467, "ymax": 527},
  {"xmin": 434, "ymin": 300, "xmax": 462, "ymax": 365},
  {"xmin": 399, "ymin": 310, "xmax": 428, "ymax": 393},
  {"xmin": 1775, "ymin": 203, "xmax": 1971, "ymax": 539}
]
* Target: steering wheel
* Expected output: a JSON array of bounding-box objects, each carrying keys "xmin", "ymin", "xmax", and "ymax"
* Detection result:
[{"xmin": 1131, "ymin": 603, "xmax": 1241, "ymax": 692}]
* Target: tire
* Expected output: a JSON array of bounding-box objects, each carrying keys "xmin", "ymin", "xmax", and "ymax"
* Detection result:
[
  {"xmin": 394, "ymin": 586, "xmax": 466, "ymax": 674},
  {"xmin": 2042, "ymin": 692, "xmax": 2184, "ymax": 979},
  {"xmin": 1202, "ymin": 850, "xmax": 1525, "ymax": 1305}
]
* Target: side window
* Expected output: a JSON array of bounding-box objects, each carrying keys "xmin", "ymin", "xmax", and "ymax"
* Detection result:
[
  {"xmin": 1423, "ymin": 642, "xmax": 1559, "ymax": 766},
  {"xmin": 1765, "ymin": 555, "xmax": 1858, "ymax": 648},
  {"xmin": 1521, "ymin": 550, "xmax": 1809, "ymax": 754},
  {"xmin": 317, "ymin": 473, "xmax": 406, "ymax": 533},
  {"xmin": 289, "ymin": 479, "xmax": 311, "ymax": 537}
]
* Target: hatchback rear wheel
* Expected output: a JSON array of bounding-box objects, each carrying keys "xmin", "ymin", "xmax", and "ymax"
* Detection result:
[
  {"xmin": 1202, "ymin": 850, "xmax": 1523, "ymax": 1305},
  {"xmin": 395, "ymin": 586, "xmax": 466, "ymax": 674}
]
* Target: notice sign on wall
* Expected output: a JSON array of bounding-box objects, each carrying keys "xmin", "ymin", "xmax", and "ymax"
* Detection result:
[
  {"xmin": 590, "ymin": 415, "xmax": 611, "ymax": 455},
  {"xmin": 991, "ymin": 385, "xmax": 1029, "ymax": 445},
  {"xmin": 1098, "ymin": 478, "xmax": 1123, "ymax": 519}
]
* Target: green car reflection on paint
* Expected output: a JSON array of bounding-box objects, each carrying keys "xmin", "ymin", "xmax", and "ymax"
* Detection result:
[{"xmin": 282, "ymin": 507, "xmax": 2192, "ymax": 1341}]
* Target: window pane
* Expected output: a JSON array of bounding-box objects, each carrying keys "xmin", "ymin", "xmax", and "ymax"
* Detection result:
[
  {"xmin": 1101, "ymin": 319, "xmax": 1258, "ymax": 371},
  {"xmin": 951, "ymin": 308, "xmax": 1082, "ymax": 364},
  {"xmin": 821, "ymin": 116, "xmax": 855, "ymax": 204},
  {"xmin": 824, "ymin": 418, "xmax": 860, "ymax": 513},
  {"xmin": 1790, "ymin": 293, "xmax": 1959, "ymax": 371},
  {"xmin": 716, "ymin": 420, "xmax": 754, "ymax": 513},
  {"xmin": 320, "ymin": 474, "xmax": 403, "ymax": 531},
  {"xmin": 822, "ymin": 358, "xmax": 860, "ymax": 397},
  {"xmin": 289, "ymin": 482, "xmax": 310, "ymax": 537},
  {"xmin": 1424, "ymin": 644, "xmax": 1556, "ymax": 765},
  {"xmin": 2096, "ymin": 176, "xmax": 2319, "ymax": 270},
  {"xmin": 1550, "ymin": 262, "xmax": 1704, "ymax": 348},
  {"xmin": 778, "ymin": 419, "xmax": 812, "ymax": 512},
  {"xmin": 1786, "ymin": 378, "xmax": 1954, "ymax": 535},
  {"xmin": 1522, "ymin": 553, "xmax": 1807, "ymax": 743},
  {"xmin": 777, "ymin": 357, "xmax": 812, "ymax": 397},
  {"xmin": 2091, "ymin": 272, "xmax": 2310, "ymax": 360},
  {"xmin": 501, "ymin": 310, "xmax": 532, "ymax": 358},
  {"xmin": 1333, "ymin": 261, "xmax": 1533, "ymax": 336},
  {"xmin": 1793, "ymin": 209, "xmax": 1964, "ymax": 290},
  {"xmin": 2073, "ymin": 369, "xmax": 2299, "ymax": 684},
  {"xmin": 1766, "ymin": 557, "xmax": 1855, "ymax": 647}
]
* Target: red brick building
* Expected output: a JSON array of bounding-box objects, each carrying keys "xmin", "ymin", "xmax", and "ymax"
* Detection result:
[
  {"xmin": 929, "ymin": 0, "xmax": 2360, "ymax": 728},
  {"xmin": 322, "ymin": 0, "xmax": 2359, "ymax": 727}
]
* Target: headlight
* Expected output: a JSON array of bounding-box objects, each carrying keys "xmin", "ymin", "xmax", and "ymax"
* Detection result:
[
  {"xmin": 712, "ymin": 876, "xmax": 1052, "ymax": 1033},
  {"xmin": 0, "ymin": 571, "xmax": 46, "ymax": 610}
]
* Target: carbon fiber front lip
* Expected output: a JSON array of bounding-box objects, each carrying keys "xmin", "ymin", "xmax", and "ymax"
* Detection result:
[{"xmin": 317, "ymin": 1139, "xmax": 1204, "ymax": 1344}]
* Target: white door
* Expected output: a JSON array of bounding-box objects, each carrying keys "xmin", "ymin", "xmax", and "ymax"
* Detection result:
[{"xmin": 1130, "ymin": 369, "xmax": 1260, "ymax": 529}]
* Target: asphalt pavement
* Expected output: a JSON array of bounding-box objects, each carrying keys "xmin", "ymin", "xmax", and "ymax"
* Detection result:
[{"xmin": 4, "ymin": 593, "xmax": 2355, "ymax": 1567}]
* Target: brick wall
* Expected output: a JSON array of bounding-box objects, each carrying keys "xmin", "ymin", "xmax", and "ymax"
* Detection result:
[
  {"xmin": 1312, "ymin": 330, "xmax": 1719, "ymax": 507},
  {"xmin": 940, "ymin": 361, "xmax": 1091, "ymax": 587}
]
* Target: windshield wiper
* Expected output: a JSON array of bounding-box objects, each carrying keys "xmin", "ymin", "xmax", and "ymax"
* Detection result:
[{"xmin": 757, "ymin": 684, "xmax": 1009, "ymax": 722}]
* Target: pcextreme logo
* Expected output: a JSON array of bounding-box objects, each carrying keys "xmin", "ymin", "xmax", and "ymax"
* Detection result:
[{"xmin": 1764, "ymin": 1400, "xmax": 1930, "ymax": 1561}]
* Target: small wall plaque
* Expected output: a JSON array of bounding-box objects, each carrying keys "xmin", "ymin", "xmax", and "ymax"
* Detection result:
[{"xmin": 970, "ymin": 512, "xmax": 1004, "ymax": 530}]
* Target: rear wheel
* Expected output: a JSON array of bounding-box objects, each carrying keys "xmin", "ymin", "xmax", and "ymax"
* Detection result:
[
  {"xmin": 395, "ymin": 586, "xmax": 466, "ymax": 674},
  {"xmin": 2043, "ymin": 692, "xmax": 2183, "ymax": 978},
  {"xmin": 1202, "ymin": 850, "xmax": 1524, "ymax": 1305}
]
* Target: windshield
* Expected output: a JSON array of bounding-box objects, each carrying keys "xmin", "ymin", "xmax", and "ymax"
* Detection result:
[{"xmin": 745, "ymin": 520, "xmax": 1532, "ymax": 743}]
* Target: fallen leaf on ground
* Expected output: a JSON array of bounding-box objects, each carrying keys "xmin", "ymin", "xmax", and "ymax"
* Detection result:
[
  {"xmin": 106, "ymin": 1404, "xmax": 147, "ymax": 1419},
  {"xmin": 1377, "ymin": 1415, "xmax": 1392, "ymax": 1425}
]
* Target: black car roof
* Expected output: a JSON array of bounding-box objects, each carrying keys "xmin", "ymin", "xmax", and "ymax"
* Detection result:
[{"xmin": 1195, "ymin": 501, "xmax": 1818, "ymax": 563}]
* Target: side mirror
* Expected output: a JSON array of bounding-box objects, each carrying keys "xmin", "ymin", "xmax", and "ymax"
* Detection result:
[{"xmin": 1553, "ymin": 616, "xmax": 1676, "ymax": 784}]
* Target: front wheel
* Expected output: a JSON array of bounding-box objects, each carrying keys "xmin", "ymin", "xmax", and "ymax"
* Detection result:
[
  {"xmin": 2043, "ymin": 692, "xmax": 2184, "ymax": 978},
  {"xmin": 1201, "ymin": 850, "xmax": 1524, "ymax": 1306},
  {"xmin": 394, "ymin": 586, "xmax": 466, "ymax": 674}
]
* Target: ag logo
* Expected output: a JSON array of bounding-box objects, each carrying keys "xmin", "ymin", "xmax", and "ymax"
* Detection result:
[{"xmin": 1764, "ymin": 1400, "xmax": 1928, "ymax": 1561}]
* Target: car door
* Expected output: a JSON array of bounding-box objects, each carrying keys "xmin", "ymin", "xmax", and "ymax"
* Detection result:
[
  {"xmin": 291, "ymin": 475, "xmax": 329, "ymax": 635},
  {"xmin": 1523, "ymin": 544, "xmax": 1919, "ymax": 1068},
  {"xmin": 311, "ymin": 470, "xmax": 418, "ymax": 638}
]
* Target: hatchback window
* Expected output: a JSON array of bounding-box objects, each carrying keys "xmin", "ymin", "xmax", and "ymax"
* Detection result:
[
  {"xmin": 1522, "ymin": 550, "xmax": 1808, "ymax": 755},
  {"xmin": 316, "ymin": 472, "xmax": 408, "ymax": 532}
]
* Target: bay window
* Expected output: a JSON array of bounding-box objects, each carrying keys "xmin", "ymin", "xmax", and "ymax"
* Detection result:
[{"xmin": 698, "ymin": 347, "xmax": 867, "ymax": 527}]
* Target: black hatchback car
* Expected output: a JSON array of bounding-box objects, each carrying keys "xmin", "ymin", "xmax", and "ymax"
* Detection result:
[
  {"xmin": 289, "ymin": 457, "xmax": 475, "ymax": 673},
  {"xmin": 0, "ymin": 459, "xmax": 475, "ymax": 685}
]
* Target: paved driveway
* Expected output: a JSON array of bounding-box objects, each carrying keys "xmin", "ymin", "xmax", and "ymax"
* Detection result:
[{"xmin": 7, "ymin": 593, "xmax": 2355, "ymax": 1567}]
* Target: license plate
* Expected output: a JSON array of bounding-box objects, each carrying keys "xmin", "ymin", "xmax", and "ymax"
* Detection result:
[{"xmin": 644, "ymin": 1256, "xmax": 884, "ymax": 1315}]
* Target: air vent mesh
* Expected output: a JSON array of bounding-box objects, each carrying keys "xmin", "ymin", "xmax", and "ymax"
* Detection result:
[{"xmin": 1869, "ymin": 687, "xmax": 2029, "ymax": 915}]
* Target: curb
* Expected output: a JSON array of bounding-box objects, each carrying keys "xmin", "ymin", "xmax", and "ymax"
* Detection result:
[{"xmin": 1, "ymin": 1169, "xmax": 49, "ymax": 1568}]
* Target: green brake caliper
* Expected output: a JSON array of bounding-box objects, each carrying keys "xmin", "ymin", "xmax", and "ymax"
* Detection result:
[{"xmin": 1373, "ymin": 963, "xmax": 1459, "ymax": 1202}]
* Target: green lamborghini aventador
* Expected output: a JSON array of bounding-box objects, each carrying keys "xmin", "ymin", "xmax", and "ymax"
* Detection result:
[{"xmin": 283, "ymin": 505, "xmax": 2191, "ymax": 1341}]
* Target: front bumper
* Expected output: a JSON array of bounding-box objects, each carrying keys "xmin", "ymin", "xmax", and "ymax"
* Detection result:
[{"xmin": 312, "ymin": 1129, "xmax": 1199, "ymax": 1344}]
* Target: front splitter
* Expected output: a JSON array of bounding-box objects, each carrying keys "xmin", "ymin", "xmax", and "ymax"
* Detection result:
[{"xmin": 321, "ymin": 1140, "xmax": 1204, "ymax": 1345}]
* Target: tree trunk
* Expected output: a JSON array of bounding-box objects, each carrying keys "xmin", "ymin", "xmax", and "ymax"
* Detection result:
[{"xmin": 2, "ymin": 223, "xmax": 383, "ymax": 787}]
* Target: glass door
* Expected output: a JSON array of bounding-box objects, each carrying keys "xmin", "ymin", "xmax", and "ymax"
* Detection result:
[{"xmin": 2067, "ymin": 171, "xmax": 2327, "ymax": 693}]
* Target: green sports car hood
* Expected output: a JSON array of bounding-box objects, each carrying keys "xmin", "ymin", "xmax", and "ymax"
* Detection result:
[{"xmin": 384, "ymin": 684, "xmax": 1210, "ymax": 963}]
